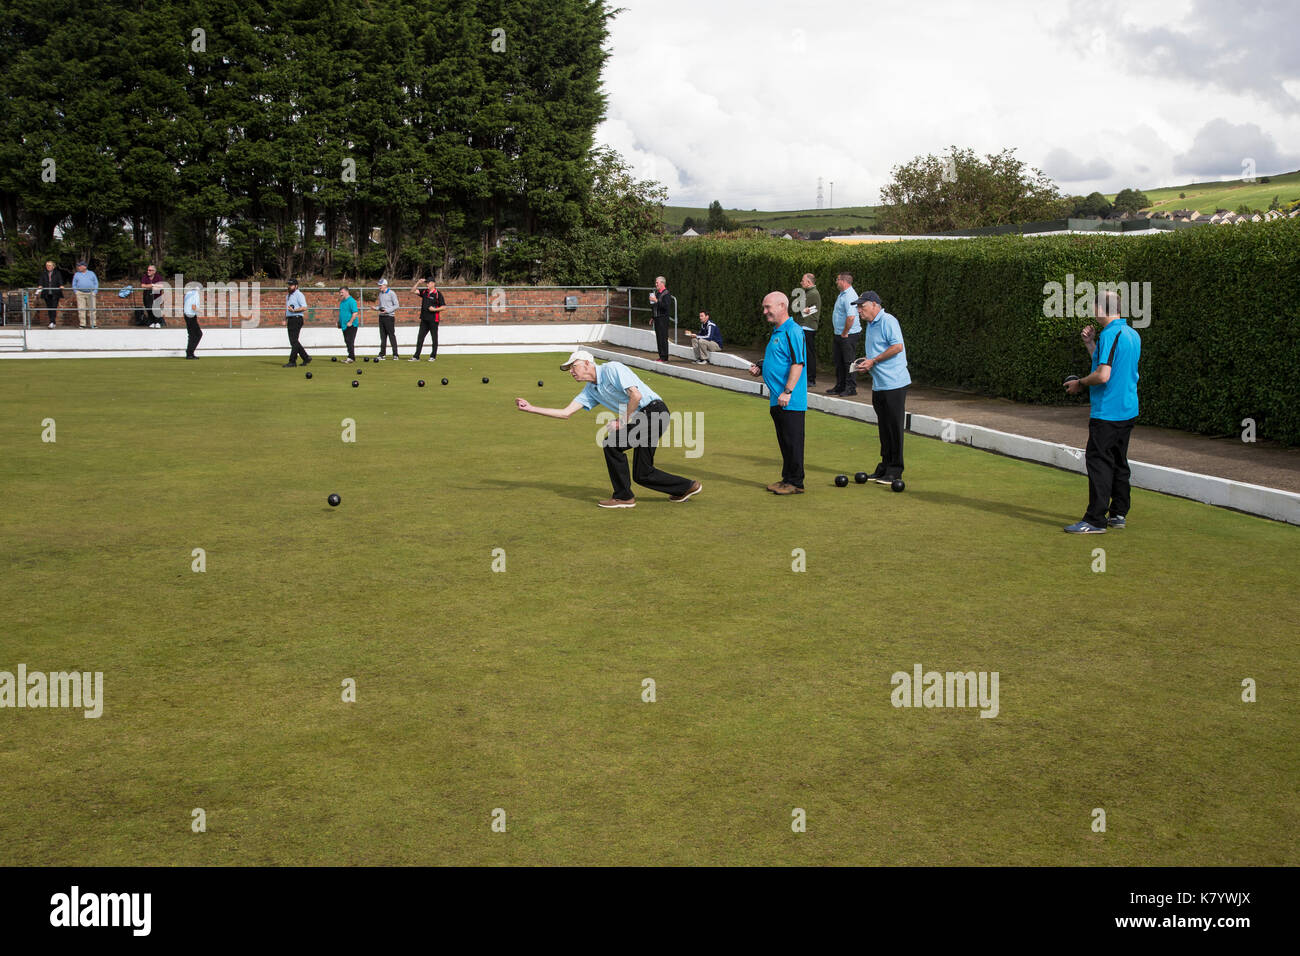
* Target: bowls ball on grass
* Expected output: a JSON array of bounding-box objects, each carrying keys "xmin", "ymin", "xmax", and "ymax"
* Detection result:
[
  {"xmin": 328, "ymin": 494, "xmax": 341, "ymax": 507},
  {"xmin": 418, "ymin": 380, "xmax": 425, "ymax": 388},
  {"xmin": 854, "ymin": 472, "xmax": 868, "ymax": 484},
  {"xmin": 305, "ymin": 372, "xmax": 312, "ymax": 379},
  {"xmin": 441, "ymin": 378, "xmax": 449, "ymax": 386},
  {"xmin": 482, "ymin": 377, "xmax": 489, "ymax": 384},
  {"xmin": 891, "ymin": 479, "xmax": 906, "ymax": 493},
  {"xmin": 834, "ymin": 474, "xmax": 849, "ymax": 487},
  {"xmin": 351, "ymin": 380, "xmax": 359, "ymax": 388}
]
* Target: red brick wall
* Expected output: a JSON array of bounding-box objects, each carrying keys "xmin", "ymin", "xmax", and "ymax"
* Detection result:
[{"xmin": 28, "ymin": 286, "xmax": 615, "ymax": 328}]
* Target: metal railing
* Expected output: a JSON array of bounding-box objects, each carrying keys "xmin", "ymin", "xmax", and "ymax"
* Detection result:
[{"xmin": 7, "ymin": 283, "xmax": 680, "ymax": 339}]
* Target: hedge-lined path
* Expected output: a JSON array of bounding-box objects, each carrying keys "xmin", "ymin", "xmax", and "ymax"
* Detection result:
[{"xmin": 603, "ymin": 342, "xmax": 1300, "ymax": 496}]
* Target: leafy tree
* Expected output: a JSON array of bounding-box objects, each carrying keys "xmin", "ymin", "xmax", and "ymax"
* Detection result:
[
  {"xmin": 1112, "ymin": 188, "xmax": 1151, "ymax": 215},
  {"xmin": 879, "ymin": 147, "xmax": 1065, "ymax": 234},
  {"xmin": 1072, "ymin": 192, "xmax": 1113, "ymax": 218}
]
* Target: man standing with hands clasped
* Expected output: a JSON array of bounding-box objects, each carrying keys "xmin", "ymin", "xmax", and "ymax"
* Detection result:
[
  {"xmin": 1063, "ymin": 290, "xmax": 1141, "ymax": 534},
  {"xmin": 827, "ymin": 272, "xmax": 861, "ymax": 395},
  {"xmin": 283, "ymin": 278, "xmax": 311, "ymax": 367},
  {"xmin": 374, "ymin": 278, "xmax": 400, "ymax": 360},
  {"xmin": 748, "ymin": 291, "xmax": 808, "ymax": 495}
]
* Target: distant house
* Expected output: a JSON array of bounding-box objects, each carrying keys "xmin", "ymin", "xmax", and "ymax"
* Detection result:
[
  {"xmin": 680, "ymin": 227, "xmax": 700, "ymax": 238},
  {"xmin": 1290, "ymin": 208, "xmax": 1300, "ymax": 219},
  {"xmin": 1264, "ymin": 209, "xmax": 1282, "ymax": 221}
]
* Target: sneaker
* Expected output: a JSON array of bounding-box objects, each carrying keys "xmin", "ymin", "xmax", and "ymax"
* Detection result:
[
  {"xmin": 390, "ymin": 355, "xmax": 400, "ymax": 361},
  {"xmin": 1107, "ymin": 516, "xmax": 1126, "ymax": 528},
  {"xmin": 49, "ymin": 322, "xmax": 55, "ymax": 329},
  {"xmin": 428, "ymin": 357, "xmax": 436, "ymax": 362},
  {"xmin": 282, "ymin": 362, "xmax": 297, "ymax": 368},
  {"xmin": 669, "ymin": 481, "xmax": 702, "ymax": 503},
  {"xmin": 842, "ymin": 390, "xmax": 858, "ymax": 397},
  {"xmin": 695, "ymin": 360, "xmax": 707, "ymax": 365},
  {"xmin": 864, "ymin": 469, "xmax": 887, "ymax": 483},
  {"xmin": 185, "ymin": 355, "xmax": 199, "ymax": 360},
  {"xmin": 765, "ymin": 480, "xmax": 787, "ymax": 492},
  {"xmin": 824, "ymin": 387, "xmax": 843, "ymax": 395},
  {"xmin": 772, "ymin": 483, "xmax": 805, "ymax": 495},
  {"xmin": 598, "ymin": 497, "xmax": 636, "ymax": 508},
  {"xmin": 871, "ymin": 474, "xmax": 894, "ymax": 485},
  {"xmin": 302, "ymin": 357, "xmax": 312, "ymax": 365},
  {"xmin": 409, "ymin": 357, "xmax": 419, "ymax": 362},
  {"xmin": 343, "ymin": 358, "xmax": 354, "ymax": 364},
  {"xmin": 1064, "ymin": 520, "xmax": 1107, "ymax": 534}
]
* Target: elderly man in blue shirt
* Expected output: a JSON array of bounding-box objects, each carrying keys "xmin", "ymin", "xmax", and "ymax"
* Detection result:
[
  {"xmin": 515, "ymin": 350, "xmax": 702, "ymax": 508},
  {"xmin": 748, "ymin": 291, "xmax": 808, "ymax": 494},
  {"xmin": 283, "ymin": 278, "xmax": 311, "ymax": 367},
  {"xmin": 71, "ymin": 261, "xmax": 99, "ymax": 328},
  {"xmin": 182, "ymin": 286, "xmax": 203, "ymax": 359},
  {"xmin": 1062, "ymin": 290, "xmax": 1142, "ymax": 534},
  {"xmin": 850, "ymin": 291, "xmax": 910, "ymax": 483},
  {"xmin": 827, "ymin": 272, "xmax": 861, "ymax": 396}
]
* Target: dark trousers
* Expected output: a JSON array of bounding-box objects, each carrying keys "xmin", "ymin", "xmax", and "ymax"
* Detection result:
[
  {"xmin": 871, "ymin": 385, "xmax": 907, "ymax": 477},
  {"xmin": 185, "ymin": 315, "xmax": 202, "ymax": 356},
  {"xmin": 342, "ymin": 324, "xmax": 357, "ymax": 359},
  {"xmin": 378, "ymin": 313, "xmax": 398, "ymax": 356},
  {"xmin": 1084, "ymin": 417, "xmax": 1135, "ymax": 526},
  {"xmin": 653, "ymin": 315, "xmax": 670, "ymax": 360},
  {"xmin": 833, "ymin": 331, "xmax": 861, "ymax": 393},
  {"xmin": 603, "ymin": 399, "xmax": 694, "ymax": 500},
  {"xmin": 286, "ymin": 316, "xmax": 309, "ymax": 364},
  {"xmin": 803, "ymin": 329, "xmax": 817, "ymax": 384},
  {"xmin": 38, "ymin": 296, "xmax": 60, "ymax": 326},
  {"xmin": 143, "ymin": 289, "xmax": 164, "ymax": 325},
  {"xmin": 769, "ymin": 406, "xmax": 806, "ymax": 488},
  {"xmin": 415, "ymin": 317, "xmax": 438, "ymax": 358}
]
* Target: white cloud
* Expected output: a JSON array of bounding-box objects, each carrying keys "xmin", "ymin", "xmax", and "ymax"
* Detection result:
[{"xmin": 596, "ymin": 0, "xmax": 1300, "ymax": 207}]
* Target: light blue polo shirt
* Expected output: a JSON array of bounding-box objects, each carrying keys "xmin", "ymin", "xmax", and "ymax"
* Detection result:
[
  {"xmin": 863, "ymin": 309, "xmax": 910, "ymax": 391},
  {"xmin": 183, "ymin": 289, "xmax": 201, "ymax": 317},
  {"xmin": 832, "ymin": 286, "xmax": 861, "ymax": 335},
  {"xmin": 574, "ymin": 362, "xmax": 662, "ymax": 413},
  {"xmin": 286, "ymin": 290, "xmax": 306, "ymax": 316},
  {"xmin": 1090, "ymin": 318, "xmax": 1140, "ymax": 421},
  {"xmin": 761, "ymin": 317, "xmax": 808, "ymax": 410}
]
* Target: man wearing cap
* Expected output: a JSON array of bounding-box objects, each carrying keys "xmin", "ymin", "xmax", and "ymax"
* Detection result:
[
  {"xmin": 283, "ymin": 278, "xmax": 311, "ymax": 367},
  {"xmin": 515, "ymin": 350, "xmax": 702, "ymax": 508},
  {"xmin": 850, "ymin": 292, "xmax": 910, "ymax": 483},
  {"xmin": 827, "ymin": 272, "xmax": 861, "ymax": 395},
  {"xmin": 1062, "ymin": 290, "xmax": 1141, "ymax": 534},
  {"xmin": 410, "ymin": 278, "xmax": 445, "ymax": 361},
  {"xmin": 374, "ymin": 279, "xmax": 400, "ymax": 359},
  {"xmin": 72, "ymin": 261, "xmax": 99, "ymax": 328},
  {"xmin": 747, "ymin": 291, "xmax": 808, "ymax": 494},
  {"xmin": 648, "ymin": 276, "xmax": 673, "ymax": 362}
]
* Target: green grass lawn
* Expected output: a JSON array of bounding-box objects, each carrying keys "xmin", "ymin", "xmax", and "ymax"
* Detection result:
[{"xmin": 1, "ymin": 355, "xmax": 1297, "ymax": 865}]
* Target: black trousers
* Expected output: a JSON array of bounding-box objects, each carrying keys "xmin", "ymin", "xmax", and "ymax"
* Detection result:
[
  {"xmin": 185, "ymin": 315, "xmax": 202, "ymax": 356},
  {"xmin": 833, "ymin": 332, "xmax": 861, "ymax": 392},
  {"xmin": 286, "ymin": 316, "xmax": 309, "ymax": 363},
  {"xmin": 342, "ymin": 324, "xmax": 357, "ymax": 359},
  {"xmin": 653, "ymin": 315, "xmax": 670, "ymax": 360},
  {"xmin": 769, "ymin": 406, "xmax": 806, "ymax": 488},
  {"xmin": 803, "ymin": 329, "xmax": 817, "ymax": 384},
  {"xmin": 603, "ymin": 399, "xmax": 694, "ymax": 500},
  {"xmin": 871, "ymin": 385, "xmax": 907, "ymax": 477},
  {"xmin": 143, "ymin": 289, "xmax": 163, "ymax": 325},
  {"xmin": 415, "ymin": 317, "xmax": 438, "ymax": 358},
  {"xmin": 1084, "ymin": 417, "xmax": 1136, "ymax": 526},
  {"xmin": 39, "ymin": 295, "xmax": 60, "ymax": 325},
  {"xmin": 378, "ymin": 313, "xmax": 398, "ymax": 356}
]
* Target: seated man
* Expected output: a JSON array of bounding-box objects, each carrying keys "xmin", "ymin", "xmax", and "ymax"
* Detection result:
[{"xmin": 685, "ymin": 310, "xmax": 723, "ymax": 364}]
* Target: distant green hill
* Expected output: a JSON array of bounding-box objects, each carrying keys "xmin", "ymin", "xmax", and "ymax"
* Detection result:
[
  {"xmin": 663, "ymin": 169, "xmax": 1300, "ymax": 236},
  {"xmin": 664, "ymin": 204, "xmax": 880, "ymax": 234},
  {"xmin": 1106, "ymin": 170, "xmax": 1300, "ymax": 215}
]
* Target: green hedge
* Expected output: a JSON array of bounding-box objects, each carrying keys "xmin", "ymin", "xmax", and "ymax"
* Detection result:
[{"xmin": 639, "ymin": 221, "xmax": 1300, "ymax": 444}]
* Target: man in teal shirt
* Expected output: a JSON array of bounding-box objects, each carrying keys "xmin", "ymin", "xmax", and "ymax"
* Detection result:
[
  {"xmin": 748, "ymin": 291, "xmax": 808, "ymax": 494},
  {"xmin": 338, "ymin": 286, "xmax": 360, "ymax": 363},
  {"xmin": 1063, "ymin": 290, "xmax": 1142, "ymax": 533}
]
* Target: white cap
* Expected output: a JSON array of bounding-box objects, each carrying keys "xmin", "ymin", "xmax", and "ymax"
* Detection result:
[
  {"xmin": 377, "ymin": 278, "xmax": 388, "ymax": 286},
  {"xmin": 560, "ymin": 349, "xmax": 596, "ymax": 370}
]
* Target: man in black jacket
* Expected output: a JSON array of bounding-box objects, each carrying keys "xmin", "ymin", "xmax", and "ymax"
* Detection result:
[
  {"xmin": 649, "ymin": 276, "xmax": 673, "ymax": 362},
  {"xmin": 35, "ymin": 261, "xmax": 64, "ymax": 328}
]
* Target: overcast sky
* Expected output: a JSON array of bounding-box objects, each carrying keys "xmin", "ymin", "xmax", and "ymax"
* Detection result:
[{"xmin": 594, "ymin": 0, "xmax": 1300, "ymax": 209}]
